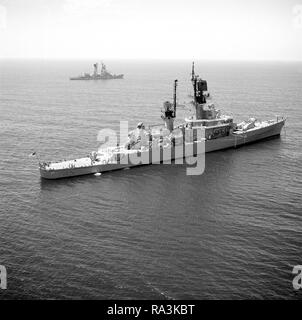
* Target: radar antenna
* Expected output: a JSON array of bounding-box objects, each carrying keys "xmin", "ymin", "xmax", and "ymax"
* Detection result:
[
  {"xmin": 191, "ymin": 61, "xmax": 195, "ymax": 82},
  {"xmin": 173, "ymin": 79, "xmax": 178, "ymax": 118}
]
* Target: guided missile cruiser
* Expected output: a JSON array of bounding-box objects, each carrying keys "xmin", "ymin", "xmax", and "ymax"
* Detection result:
[
  {"xmin": 70, "ymin": 62, "xmax": 124, "ymax": 80},
  {"xmin": 39, "ymin": 63, "xmax": 285, "ymax": 179}
]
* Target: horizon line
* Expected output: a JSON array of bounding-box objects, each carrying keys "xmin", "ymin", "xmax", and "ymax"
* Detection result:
[{"xmin": 0, "ymin": 57, "xmax": 302, "ymax": 63}]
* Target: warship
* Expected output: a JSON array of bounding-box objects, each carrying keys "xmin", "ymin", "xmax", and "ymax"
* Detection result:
[
  {"xmin": 70, "ymin": 62, "xmax": 124, "ymax": 80},
  {"xmin": 40, "ymin": 63, "xmax": 285, "ymax": 179}
]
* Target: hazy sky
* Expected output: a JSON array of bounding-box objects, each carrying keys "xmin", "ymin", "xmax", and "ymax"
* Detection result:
[{"xmin": 0, "ymin": 0, "xmax": 301, "ymax": 60}]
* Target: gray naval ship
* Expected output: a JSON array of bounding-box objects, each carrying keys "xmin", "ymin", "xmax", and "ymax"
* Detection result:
[
  {"xmin": 70, "ymin": 62, "xmax": 124, "ymax": 80},
  {"xmin": 40, "ymin": 63, "xmax": 285, "ymax": 179}
]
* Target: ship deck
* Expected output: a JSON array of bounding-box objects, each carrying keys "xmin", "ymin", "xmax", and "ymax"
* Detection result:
[
  {"xmin": 42, "ymin": 147, "xmax": 144, "ymax": 171},
  {"xmin": 41, "ymin": 119, "xmax": 285, "ymax": 174},
  {"xmin": 45, "ymin": 157, "xmax": 93, "ymax": 171}
]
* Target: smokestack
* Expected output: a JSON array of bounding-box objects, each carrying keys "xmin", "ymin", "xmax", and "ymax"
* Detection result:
[{"xmin": 93, "ymin": 63, "xmax": 98, "ymax": 76}]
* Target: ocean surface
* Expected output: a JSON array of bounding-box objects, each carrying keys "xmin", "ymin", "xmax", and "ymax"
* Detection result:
[{"xmin": 0, "ymin": 60, "xmax": 301, "ymax": 300}]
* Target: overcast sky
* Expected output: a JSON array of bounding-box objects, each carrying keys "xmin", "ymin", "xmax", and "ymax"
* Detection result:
[{"xmin": 0, "ymin": 0, "xmax": 301, "ymax": 60}]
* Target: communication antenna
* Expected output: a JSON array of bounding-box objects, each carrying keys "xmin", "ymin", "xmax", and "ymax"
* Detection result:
[
  {"xmin": 191, "ymin": 61, "xmax": 195, "ymax": 82},
  {"xmin": 173, "ymin": 80, "xmax": 178, "ymax": 117}
]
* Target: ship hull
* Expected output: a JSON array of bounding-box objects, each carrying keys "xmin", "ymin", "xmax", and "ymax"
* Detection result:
[{"xmin": 40, "ymin": 120, "xmax": 285, "ymax": 180}]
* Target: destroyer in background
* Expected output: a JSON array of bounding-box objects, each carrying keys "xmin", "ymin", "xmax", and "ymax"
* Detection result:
[
  {"xmin": 70, "ymin": 62, "xmax": 124, "ymax": 80},
  {"xmin": 40, "ymin": 63, "xmax": 285, "ymax": 179}
]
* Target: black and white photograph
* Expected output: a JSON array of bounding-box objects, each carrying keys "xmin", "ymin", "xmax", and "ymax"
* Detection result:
[{"xmin": 0, "ymin": 0, "xmax": 302, "ymax": 307}]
